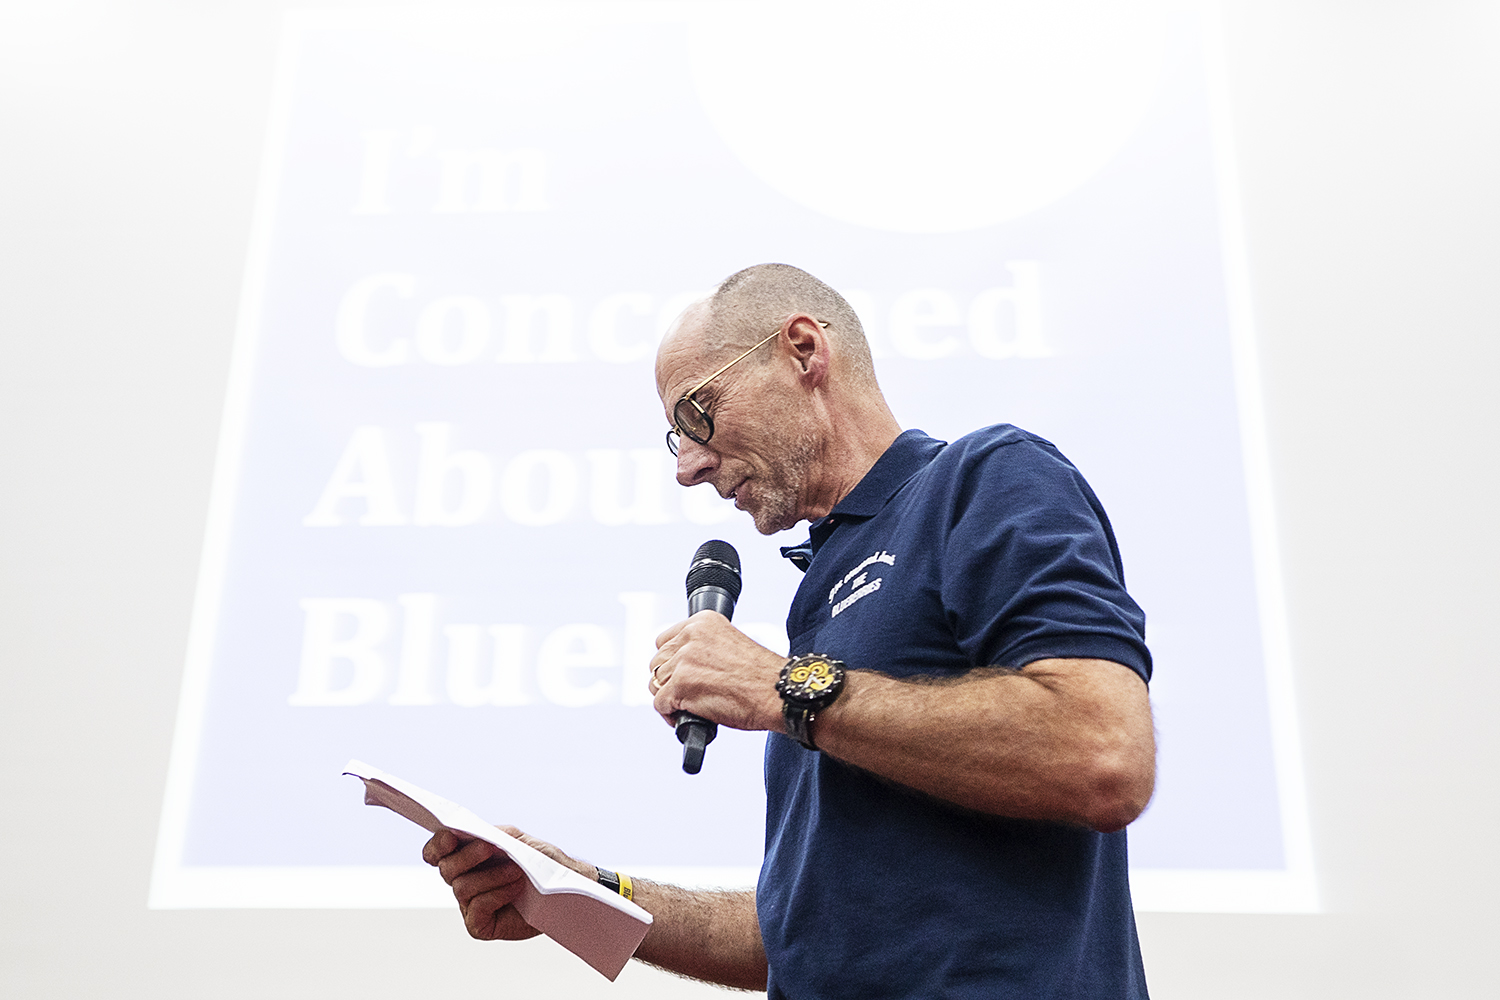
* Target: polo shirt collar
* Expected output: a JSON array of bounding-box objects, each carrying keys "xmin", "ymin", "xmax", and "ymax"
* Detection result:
[{"xmin": 780, "ymin": 429, "xmax": 943, "ymax": 569}]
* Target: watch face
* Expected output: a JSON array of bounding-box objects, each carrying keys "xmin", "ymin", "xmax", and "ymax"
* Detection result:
[{"xmin": 780, "ymin": 655, "xmax": 844, "ymax": 706}]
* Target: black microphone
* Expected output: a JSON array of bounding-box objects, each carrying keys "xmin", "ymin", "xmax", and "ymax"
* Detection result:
[{"xmin": 676, "ymin": 540, "xmax": 742, "ymax": 774}]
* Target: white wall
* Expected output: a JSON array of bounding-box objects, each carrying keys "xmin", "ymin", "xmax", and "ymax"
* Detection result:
[{"xmin": 1, "ymin": 2, "xmax": 1495, "ymax": 996}]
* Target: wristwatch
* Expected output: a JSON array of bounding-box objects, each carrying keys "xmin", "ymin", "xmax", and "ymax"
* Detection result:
[{"xmin": 776, "ymin": 654, "xmax": 847, "ymax": 751}]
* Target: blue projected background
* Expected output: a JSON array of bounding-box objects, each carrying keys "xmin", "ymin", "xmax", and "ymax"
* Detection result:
[{"xmin": 153, "ymin": 1, "xmax": 1313, "ymax": 912}]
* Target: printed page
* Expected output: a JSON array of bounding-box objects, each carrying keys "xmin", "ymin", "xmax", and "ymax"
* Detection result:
[{"xmin": 343, "ymin": 760, "xmax": 651, "ymax": 980}]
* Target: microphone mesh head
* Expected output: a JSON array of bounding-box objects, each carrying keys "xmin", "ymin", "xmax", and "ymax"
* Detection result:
[{"xmin": 686, "ymin": 539, "xmax": 742, "ymax": 600}]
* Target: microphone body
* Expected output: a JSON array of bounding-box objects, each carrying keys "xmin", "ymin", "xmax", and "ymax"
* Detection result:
[
  {"xmin": 687, "ymin": 586, "xmax": 736, "ymax": 619},
  {"xmin": 676, "ymin": 541, "xmax": 742, "ymax": 774}
]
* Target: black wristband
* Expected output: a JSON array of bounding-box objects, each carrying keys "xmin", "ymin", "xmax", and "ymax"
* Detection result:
[{"xmin": 595, "ymin": 867, "xmax": 634, "ymax": 900}]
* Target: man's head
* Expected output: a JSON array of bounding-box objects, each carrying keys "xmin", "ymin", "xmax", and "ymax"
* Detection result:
[
  {"xmin": 655, "ymin": 263, "xmax": 898, "ymax": 535},
  {"xmin": 695, "ymin": 264, "xmax": 877, "ymax": 385}
]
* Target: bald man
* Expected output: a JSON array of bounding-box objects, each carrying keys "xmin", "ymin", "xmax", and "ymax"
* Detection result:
[{"xmin": 424, "ymin": 264, "xmax": 1155, "ymax": 998}]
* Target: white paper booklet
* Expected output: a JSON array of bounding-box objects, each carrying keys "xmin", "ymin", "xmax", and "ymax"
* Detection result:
[{"xmin": 342, "ymin": 760, "xmax": 652, "ymax": 980}]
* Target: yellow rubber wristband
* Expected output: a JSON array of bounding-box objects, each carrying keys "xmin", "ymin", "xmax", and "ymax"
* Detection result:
[{"xmin": 618, "ymin": 873, "xmax": 634, "ymax": 901}]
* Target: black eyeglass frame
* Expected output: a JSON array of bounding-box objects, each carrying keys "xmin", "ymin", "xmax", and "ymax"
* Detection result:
[{"xmin": 665, "ymin": 321, "xmax": 827, "ymax": 456}]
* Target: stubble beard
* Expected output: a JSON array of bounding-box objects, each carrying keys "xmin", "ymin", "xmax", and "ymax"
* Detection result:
[{"xmin": 745, "ymin": 430, "xmax": 819, "ymax": 535}]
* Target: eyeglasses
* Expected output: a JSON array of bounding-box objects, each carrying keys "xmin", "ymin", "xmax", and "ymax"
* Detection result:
[{"xmin": 665, "ymin": 322, "xmax": 827, "ymax": 456}]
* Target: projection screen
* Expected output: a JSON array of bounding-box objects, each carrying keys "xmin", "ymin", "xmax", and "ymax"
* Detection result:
[{"xmin": 151, "ymin": 0, "xmax": 1315, "ymax": 914}]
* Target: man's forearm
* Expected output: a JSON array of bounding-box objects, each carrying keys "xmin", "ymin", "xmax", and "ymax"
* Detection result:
[
  {"xmin": 628, "ymin": 880, "xmax": 766, "ymax": 990},
  {"xmin": 813, "ymin": 658, "xmax": 1156, "ymax": 832},
  {"xmin": 649, "ymin": 615, "xmax": 1154, "ymax": 831}
]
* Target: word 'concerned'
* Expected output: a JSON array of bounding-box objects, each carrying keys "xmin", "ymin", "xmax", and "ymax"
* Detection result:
[{"xmin": 334, "ymin": 263, "xmax": 1046, "ymax": 368}]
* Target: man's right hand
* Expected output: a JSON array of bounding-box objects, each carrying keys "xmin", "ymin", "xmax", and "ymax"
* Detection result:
[
  {"xmin": 421, "ymin": 827, "xmax": 571, "ymax": 941},
  {"xmin": 423, "ymin": 825, "xmax": 768, "ymax": 990}
]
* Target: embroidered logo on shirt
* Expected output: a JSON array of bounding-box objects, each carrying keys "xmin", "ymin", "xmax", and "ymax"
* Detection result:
[{"xmin": 828, "ymin": 550, "xmax": 895, "ymax": 618}]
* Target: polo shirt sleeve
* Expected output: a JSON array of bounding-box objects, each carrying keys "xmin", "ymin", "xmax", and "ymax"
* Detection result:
[{"xmin": 938, "ymin": 437, "xmax": 1152, "ymax": 682}]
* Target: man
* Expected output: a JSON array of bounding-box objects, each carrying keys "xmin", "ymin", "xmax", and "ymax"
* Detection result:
[{"xmin": 423, "ymin": 264, "xmax": 1156, "ymax": 997}]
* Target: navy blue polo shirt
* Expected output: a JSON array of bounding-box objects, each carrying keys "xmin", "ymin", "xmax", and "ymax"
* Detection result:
[{"xmin": 758, "ymin": 426, "xmax": 1151, "ymax": 1000}]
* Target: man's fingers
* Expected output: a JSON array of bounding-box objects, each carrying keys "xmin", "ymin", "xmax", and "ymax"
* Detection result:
[
  {"xmin": 461, "ymin": 881, "xmax": 542, "ymax": 942},
  {"xmin": 421, "ymin": 829, "xmax": 459, "ymax": 866},
  {"xmin": 654, "ymin": 619, "xmax": 687, "ymax": 650},
  {"xmin": 434, "ymin": 837, "xmax": 498, "ymax": 885},
  {"xmin": 421, "ymin": 824, "xmax": 544, "ymax": 942},
  {"xmin": 450, "ymin": 854, "xmax": 526, "ymax": 907},
  {"xmin": 653, "ymin": 683, "xmax": 681, "ymax": 725}
]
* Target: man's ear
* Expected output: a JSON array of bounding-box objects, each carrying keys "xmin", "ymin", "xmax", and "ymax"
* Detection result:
[{"xmin": 784, "ymin": 315, "xmax": 830, "ymax": 388}]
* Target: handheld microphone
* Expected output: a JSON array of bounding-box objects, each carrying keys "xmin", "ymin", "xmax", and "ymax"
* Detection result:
[{"xmin": 676, "ymin": 540, "xmax": 742, "ymax": 774}]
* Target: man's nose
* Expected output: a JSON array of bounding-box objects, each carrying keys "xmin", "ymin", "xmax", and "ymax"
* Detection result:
[{"xmin": 674, "ymin": 436, "xmax": 719, "ymax": 487}]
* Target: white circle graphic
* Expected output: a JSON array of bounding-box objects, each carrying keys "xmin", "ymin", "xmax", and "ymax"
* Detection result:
[{"xmin": 688, "ymin": 0, "xmax": 1172, "ymax": 233}]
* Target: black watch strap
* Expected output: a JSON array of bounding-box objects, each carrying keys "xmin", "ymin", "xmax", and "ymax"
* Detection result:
[{"xmin": 783, "ymin": 703, "xmax": 819, "ymax": 751}]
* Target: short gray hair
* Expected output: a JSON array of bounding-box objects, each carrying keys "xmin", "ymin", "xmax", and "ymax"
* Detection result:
[{"xmin": 701, "ymin": 263, "xmax": 877, "ymax": 385}]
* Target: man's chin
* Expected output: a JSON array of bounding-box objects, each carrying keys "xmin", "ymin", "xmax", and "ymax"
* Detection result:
[
  {"xmin": 740, "ymin": 497, "xmax": 775, "ymax": 535},
  {"xmin": 746, "ymin": 500, "xmax": 799, "ymax": 536},
  {"xmin": 735, "ymin": 479, "xmax": 804, "ymax": 535}
]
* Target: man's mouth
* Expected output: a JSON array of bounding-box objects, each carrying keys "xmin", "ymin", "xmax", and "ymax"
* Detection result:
[{"xmin": 725, "ymin": 479, "xmax": 747, "ymax": 505}]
